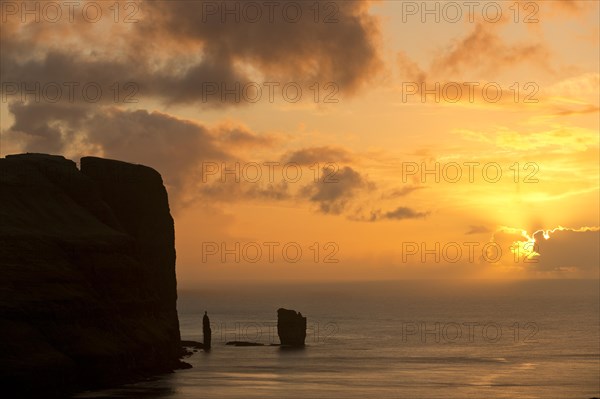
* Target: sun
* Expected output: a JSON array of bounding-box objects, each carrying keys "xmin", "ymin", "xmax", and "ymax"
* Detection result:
[{"xmin": 509, "ymin": 229, "xmax": 541, "ymax": 261}]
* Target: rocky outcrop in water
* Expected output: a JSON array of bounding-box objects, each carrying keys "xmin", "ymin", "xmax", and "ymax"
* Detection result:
[
  {"xmin": 203, "ymin": 311, "xmax": 212, "ymax": 350},
  {"xmin": 226, "ymin": 341, "xmax": 265, "ymax": 347},
  {"xmin": 277, "ymin": 308, "xmax": 307, "ymax": 347},
  {"xmin": 0, "ymin": 153, "xmax": 182, "ymax": 397}
]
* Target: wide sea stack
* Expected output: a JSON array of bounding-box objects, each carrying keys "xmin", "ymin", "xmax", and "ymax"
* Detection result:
[
  {"xmin": 277, "ymin": 308, "xmax": 307, "ymax": 347},
  {"xmin": 0, "ymin": 154, "xmax": 182, "ymax": 396}
]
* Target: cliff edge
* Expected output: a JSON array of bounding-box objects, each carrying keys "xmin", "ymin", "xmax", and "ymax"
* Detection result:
[{"xmin": 0, "ymin": 153, "xmax": 182, "ymax": 396}]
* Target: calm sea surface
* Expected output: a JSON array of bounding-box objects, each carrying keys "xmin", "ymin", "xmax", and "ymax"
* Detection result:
[{"xmin": 76, "ymin": 280, "xmax": 600, "ymax": 398}]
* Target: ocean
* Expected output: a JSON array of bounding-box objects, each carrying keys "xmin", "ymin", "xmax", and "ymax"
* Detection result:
[{"xmin": 75, "ymin": 280, "xmax": 600, "ymax": 398}]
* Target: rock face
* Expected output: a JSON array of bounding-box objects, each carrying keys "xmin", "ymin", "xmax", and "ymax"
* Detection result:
[
  {"xmin": 0, "ymin": 153, "xmax": 182, "ymax": 396},
  {"xmin": 277, "ymin": 308, "xmax": 307, "ymax": 347}
]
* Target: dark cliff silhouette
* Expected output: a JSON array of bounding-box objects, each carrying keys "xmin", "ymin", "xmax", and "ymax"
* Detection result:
[
  {"xmin": 277, "ymin": 308, "xmax": 307, "ymax": 347},
  {"xmin": 203, "ymin": 311, "xmax": 212, "ymax": 350},
  {"xmin": 0, "ymin": 153, "xmax": 183, "ymax": 396}
]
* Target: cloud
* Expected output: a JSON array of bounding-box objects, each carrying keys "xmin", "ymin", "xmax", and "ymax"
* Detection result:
[
  {"xmin": 396, "ymin": 51, "xmax": 426, "ymax": 84},
  {"xmin": 197, "ymin": 180, "xmax": 291, "ymax": 202},
  {"xmin": 283, "ymin": 146, "xmax": 354, "ymax": 165},
  {"xmin": 215, "ymin": 124, "xmax": 280, "ymax": 149},
  {"xmin": 3, "ymin": 103, "xmax": 229, "ymax": 206},
  {"xmin": 0, "ymin": 0, "xmax": 383, "ymax": 209},
  {"xmin": 2, "ymin": 102, "xmax": 386, "ymax": 218},
  {"xmin": 1, "ymin": 0, "xmax": 382, "ymax": 107},
  {"xmin": 455, "ymin": 125, "xmax": 598, "ymax": 153},
  {"xmin": 466, "ymin": 225, "xmax": 492, "ymax": 235},
  {"xmin": 396, "ymin": 16, "xmax": 551, "ymax": 106},
  {"xmin": 4, "ymin": 102, "xmax": 89, "ymax": 153},
  {"xmin": 551, "ymin": 105, "xmax": 600, "ymax": 117},
  {"xmin": 1, "ymin": 97, "xmax": 406, "ymax": 219},
  {"xmin": 531, "ymin": 228, "xmax": 600, "ymax": 274},
  {"xmin": 542, "ymin": 74, "xmax": 600, "ymax": 117},
  {"xmin": 383, "ymin": 185, "xmax": 426, "ymax": 199},
  {"xmin": 355, "ymin": 206, "xmax": 429, "ymax": 222},
  {"xmin": 428, "ymin": 23, "xmax": 549, "ymax": 78},
  {"xmin": 398, "ymin": 20, "xmax": 549, "ymax": 83},
  {"xmin": 300, "ymin": 166, "xmax": 373, "ymax": 214},
  {"xmin": 382, "ymin": 206, "xmax": 429, "ymax": 220},
  {"xmin": 492, "ymin": 226, "xmax": 600, "ymax": 276},
  {"xmin": 141, "ymin": 0, "xmax": 382, "ymax": 96}
]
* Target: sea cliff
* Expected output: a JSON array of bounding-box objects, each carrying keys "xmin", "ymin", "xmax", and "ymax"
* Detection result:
[{"xmin": 0, "ymin": 153, "xmax": 182, "ymax": 396}]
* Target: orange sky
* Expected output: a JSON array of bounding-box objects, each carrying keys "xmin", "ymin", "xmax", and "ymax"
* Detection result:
[{"xmin": 1, "ymin": 0, "xmax": 598, "ymax": 284}]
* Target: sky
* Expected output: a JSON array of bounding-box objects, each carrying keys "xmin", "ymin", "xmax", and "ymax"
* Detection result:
[{"xmin": 1, "ymin": 0, "xmax": 598, "ymax": 285}]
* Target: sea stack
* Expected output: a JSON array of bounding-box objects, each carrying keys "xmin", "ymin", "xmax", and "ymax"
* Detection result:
[
  {"xmin": 203, "ymin": 311, "xmax": 212, "ymax": 350},
  {"xmin": 277, "ymin": 308, "xmax": 307, "ymax": 347},
  {"xmin": 0, "ymin": 154, "xmax": 182, "ymax": 396}
]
